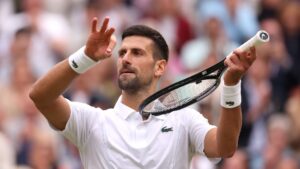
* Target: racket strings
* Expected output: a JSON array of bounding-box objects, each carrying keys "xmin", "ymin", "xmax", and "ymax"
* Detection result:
[{"xmin": 143, "ymin": 78, "xmax": 217, "ymax": 113}]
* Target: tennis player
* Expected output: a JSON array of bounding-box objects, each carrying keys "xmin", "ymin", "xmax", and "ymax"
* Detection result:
[{"xmin": 29, "ymin": 17, "xmax": 256, "ymax": 169}]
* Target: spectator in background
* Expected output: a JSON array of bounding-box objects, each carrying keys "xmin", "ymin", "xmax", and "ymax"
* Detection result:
[
  {"xmin": 0, "ymin": 26, "xmax": 35, "ymax": 120},
  {"xmin": 27, "ymin": 130, "xmax": 60, "ymax": 169},
  {"xmin": 65, "ymin": 57, "xmax": 119, "ymax": 109},
  {"xmin": 69, "ymin": 0, "xmax": 137, "ymax": 50},
  {"xmin": 279, "ymin": 1, "xmax": 300, "ymax": 89},
  {"xmin": 0, "ymin": 0, "xmax": 14, "ymax": 34},
  {"xmin": 258, "ymin": 0, "xmax": 300, "ymax": 93},
  {"xmin": 139, "ymin": 0, "xmax": 194, "ymax": 53},
  {"xmin": 0, "ymin": 27, "xmax": 32, "ymax": 84},
  {"xmin": 286, "ymin": 88, "xmax": 300, "ymax": 160},
  {"xmin": 0, "ymin": 21, "xmax": 63, "ymax": 169},
  {"xmin": 1, "ymin": 0, "xmax": 70, "ymax": 78},
  {"xmin": 98, "ymin": 0, "xmax": 138, "ymax": 37},
  {"xmin": 180, "ymin": 15, "xmax": 237, "ymax": 124},
  {"xmin": 0, "ymin": 132, "xmax": 15, "ymax": 169},
  {"xmin": 136, "ymin": 0, "xmax": 195, "ymax": 88},
  {"xmin": 276, "ymin": 156, "xmax": 299, "ymax": 169},
  {"xmin": 0, "ymin": 106, "xmax": 16, "ymax": 169},
  {"xmin": 220, "ymin": 149, "xmax": 249, "ymax": 169},
  {"xmin": 258, "ymin": 0, "xmax": 286, "ymax": 19},
  {"xmin": 181, "ymin": 16, "xmax": 237, "ymax": 74},
  {"xmin": 251, "ymin": 114, "xmax": 292, "ymax": 169},
  {"xmin": 197, "ymin": 0, "xmax": 259, "ymax": 44},
  {"xmin": 259, "ymin": 17, "xmax": 291, "ymax": 111},
  {"xmin": 240, "ymin": 54, "xmax": 272, "ymax": 148}
]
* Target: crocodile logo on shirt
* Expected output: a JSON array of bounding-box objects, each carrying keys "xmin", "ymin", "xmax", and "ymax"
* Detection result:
[{"xmin": 161, "ymin": 126, "xmax": 173, "ymax": 133}]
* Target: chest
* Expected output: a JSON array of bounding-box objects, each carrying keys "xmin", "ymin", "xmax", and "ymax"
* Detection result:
[
  {"xmin": 89, "ymin": 113, "xmax": 190, "ymax": 167},
  {"xmin": 106, "ymin": 114, "xmax": 187, "ymax": 148}
]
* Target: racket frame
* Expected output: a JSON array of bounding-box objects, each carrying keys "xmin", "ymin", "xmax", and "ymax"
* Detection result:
[
  {"xmin": 139, "ymin": 58, "xmax": 227, "ymax": 116},
  {"xmin": 139, "ymin": 30, "xmax": 270, "ymax": 117}
]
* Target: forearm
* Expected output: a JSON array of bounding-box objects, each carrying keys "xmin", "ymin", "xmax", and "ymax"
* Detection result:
[
  {"xmin": 29, "ymin": 60, "xmax": 78, "ymax": 105},
  {"xmin": 204, "ymin": 46, "xmax": 256, "ymax": 157},
  {"xmin": 29, "ymin": 17, "xmax": 115, "ymax": 130},
  {"xmin": 216, "ymin": 73, "xmax": 242, "ymax": 157},
  {"xmin": 217, "ymin": 106, "xmax": 242, "ymax": 157}
]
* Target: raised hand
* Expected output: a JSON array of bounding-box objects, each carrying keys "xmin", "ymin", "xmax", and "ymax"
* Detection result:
[
  {"xmin": 224, "ymin": 47, "xmax": 257, "ymax": 85},
  {"xmin": 85, "ymin": 17, "xmax": 116, "ymax": 61}
]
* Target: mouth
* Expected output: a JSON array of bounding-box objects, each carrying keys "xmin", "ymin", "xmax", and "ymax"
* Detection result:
[{"xmin": 119, "ymin": 69, "xmax": 135, "ymax": 75}]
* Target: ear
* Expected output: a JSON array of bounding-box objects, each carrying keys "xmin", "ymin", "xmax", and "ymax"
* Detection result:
[{"xmin": 154, "ymin": 60, "xmax": 167, "ymax": 77}]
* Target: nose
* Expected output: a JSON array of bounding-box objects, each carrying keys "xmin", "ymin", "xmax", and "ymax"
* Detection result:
[{"xmin": 121, "ymin": 52, "xmax": 132, "ymax": 65}]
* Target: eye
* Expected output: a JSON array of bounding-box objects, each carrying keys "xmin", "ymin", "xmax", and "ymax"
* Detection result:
[
  {"xmin": 132, "ymin": 49, "xmax": 143, "ymax": 56},
  {"xmin": 118, "ymin": 49, "xmax": 126, "ymax": 57}
]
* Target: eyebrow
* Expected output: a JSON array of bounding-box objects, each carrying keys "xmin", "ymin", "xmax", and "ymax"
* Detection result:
[{"xmin": 118, "ymin": 47, "xmax": 145, "ymax": 53}]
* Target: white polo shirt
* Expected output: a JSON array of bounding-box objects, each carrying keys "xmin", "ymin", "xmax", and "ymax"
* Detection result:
[{"xmin": 61, "ymin": 97, "xmax": 217, "ymax": 169}]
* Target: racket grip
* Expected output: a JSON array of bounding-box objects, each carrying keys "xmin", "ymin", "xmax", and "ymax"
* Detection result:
[{"xmin": 237, "ymin": 30, "xmax": 270, "ymax": 52}]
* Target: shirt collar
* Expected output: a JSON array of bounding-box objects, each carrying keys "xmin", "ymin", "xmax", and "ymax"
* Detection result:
[
  {"xmin": 114, "ymin": 96, "xmax": 167, "ymax": 121},
  {"xmin": 152, "ymin": 114, "xmax": 167, "ymax": 120},
  {"xmin": 114, "ymin": 96, "xmax": 136, "ymax": 120}
]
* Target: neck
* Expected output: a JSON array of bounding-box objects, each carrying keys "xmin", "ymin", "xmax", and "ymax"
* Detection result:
[{"xmin": 121, "ymin": 85, "xmax": 156, "ymax": 111}]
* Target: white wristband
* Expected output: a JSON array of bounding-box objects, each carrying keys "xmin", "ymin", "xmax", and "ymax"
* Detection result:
[
  {"xmin": 220, "ymin": 80, "xmax": 241, "ymax": 108},
  {"xmin": 68, "ymin": 46, "xmax": 98, "ymax": 74}
]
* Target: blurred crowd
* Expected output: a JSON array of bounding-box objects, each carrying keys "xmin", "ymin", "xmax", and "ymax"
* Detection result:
[{"xmin": 0, "ymin": 0, "xmax": 299, "ymax": 169}]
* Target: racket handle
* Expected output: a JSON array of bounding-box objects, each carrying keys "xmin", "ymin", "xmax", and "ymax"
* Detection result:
[{"xmin": 237, "ymin": 30, "xmax": 270, "ymax": 51}]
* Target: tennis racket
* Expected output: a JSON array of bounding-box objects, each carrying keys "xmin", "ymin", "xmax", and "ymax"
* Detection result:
[{"xmin": 139, "ymin": 30, "xmax": 270, "ymax": 117}]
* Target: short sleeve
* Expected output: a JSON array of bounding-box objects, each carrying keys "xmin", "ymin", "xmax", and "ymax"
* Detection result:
[
  {"xmin": 60, "ymin": 100, "xmax": 103, "ymax": 148},
  {"xmin": 185, "ymin": 108, "xmax": 216, "ymax": 155}
]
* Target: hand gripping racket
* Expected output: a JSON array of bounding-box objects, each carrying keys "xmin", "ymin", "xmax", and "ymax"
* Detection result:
[{"xmin": 139, "ymin": 30, "xmax": 270, "ymax": 117}]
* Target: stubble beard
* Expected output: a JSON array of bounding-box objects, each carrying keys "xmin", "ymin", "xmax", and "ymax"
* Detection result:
[{"xmin": 118, "ymin": 74, "xmax": 152, "ymax": 94}]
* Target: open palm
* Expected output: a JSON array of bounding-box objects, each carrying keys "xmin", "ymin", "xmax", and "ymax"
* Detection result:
[{"xmin": 85, "ymin": 17, "xmax": 116, "ymax": 61}]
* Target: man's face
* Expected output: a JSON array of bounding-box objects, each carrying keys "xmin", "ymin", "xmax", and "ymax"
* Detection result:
[{"xmin": 117, "ymin": 36, "xmax": 158, "ymax": 92}]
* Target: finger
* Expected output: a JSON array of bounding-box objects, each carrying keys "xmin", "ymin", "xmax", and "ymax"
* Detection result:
[
  {"xmin": 100, "ymin": 17, "xmax": 109, "ymax": 33},
  {"xmin": 104, "ymin": 27, "xmax": 115, "ymax": 41},
  {"xmin": 226, "ymin": 53, "xmax": 248, "ymax": 72},
  {"xmin": 228, "ymin": 53, "xmax": 242, "ymax": 66},
  {"xmin": 233, "ymin": 47, "xmax": 245, "ymax": 54},
  {"xmin": 91, "ymin": 17, "xmax": 98, "ymax": 33},
  {"xmin": 227, "ymin": 51, "xmax": 241, "ymax": 64},
  {"xmin": 234, "ymin": 48, "xmax": 251, "ymax": 66},
  {"xmin": 224, "ymin": 57, "xmax": 239, "ymax": 70},
  {"xmin": 233, "ymin": 49, "xmax": 247, "ymax": 59},
  {"xmin": 239, "ymin": 47, "xmax": 256, "ymax": 67},
  {"xmin": 106, "ymin": 34, "xmax": 117, "ymax": 54},
  {"xmin": 249, "ymin": 46, "xmax": 257, "ymax": 61},
  {"xmin": 233, "ymin": 48, "xmax": 254, "ymax": 66}
]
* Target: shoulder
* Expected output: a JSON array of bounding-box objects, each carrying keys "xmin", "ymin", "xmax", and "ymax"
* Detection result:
[
  {"xmin": 68, "ymin": 100, "xmax": 114, "ymax": 120},
  {"xmin": 169, "ymin": 107, "xmax": 208, "ymax": 124},
  {"xmin": 173, "ymin": 107, "xmax": 204, "ymax": 118},
  {"xmin": 68, "ymin": 100, "xmax": 101, "ymax": 113}
]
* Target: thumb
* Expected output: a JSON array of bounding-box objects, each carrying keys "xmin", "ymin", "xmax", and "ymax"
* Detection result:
[{"xmin": 105, "ymin": 34, "xmax": 117, "ymax": 55}]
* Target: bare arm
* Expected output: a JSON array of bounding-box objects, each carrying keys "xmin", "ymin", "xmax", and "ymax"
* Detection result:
[
  {"xmin": 204, "ymin": 47, "xmax": 256, "ymax": 158},
  {"xmin": 29, "ymin": 17, "xmax": 116, "ymax": 130}
]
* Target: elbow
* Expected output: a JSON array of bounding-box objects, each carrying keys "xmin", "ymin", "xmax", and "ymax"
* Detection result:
[
  {"xmin": 29, "ymin": 85, "xmax": 38, "ymax": 102},
  {"xmin": 220, "ymin": 150, "xmax": 236, "ymax": 158},
  {"xmin": 219, "ymin": 145, "xmax": 237, "ymax": 158},
  {"xmin": 29, "ymin": 85, "xmax": 44, "ymax": 105}
]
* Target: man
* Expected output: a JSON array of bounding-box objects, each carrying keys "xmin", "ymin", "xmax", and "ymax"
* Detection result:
[{"xmin": 29, "ymin": 17, "xmax": 256, "ymax": 169}]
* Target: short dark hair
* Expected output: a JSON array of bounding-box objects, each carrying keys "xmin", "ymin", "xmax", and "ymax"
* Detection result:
[
  {"xmin": 122, "ymin": 25, "xmax": 169, "ymax": 62},
  {"xmin": 15, "ymin": 26, "xmax": 32, "ymax": 38}
]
